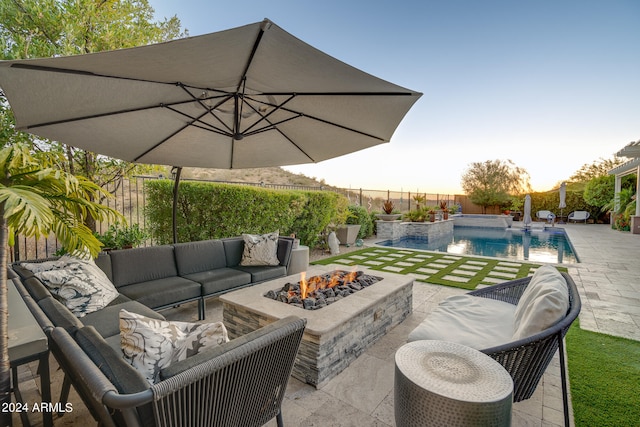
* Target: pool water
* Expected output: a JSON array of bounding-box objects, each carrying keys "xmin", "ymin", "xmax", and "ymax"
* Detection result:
[{"xmin": 377, "ymin": 227, "xmax": 578, "ymax": 264}]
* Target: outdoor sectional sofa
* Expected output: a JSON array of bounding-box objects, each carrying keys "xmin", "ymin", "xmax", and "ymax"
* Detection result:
[{"xmin": 8, "ymin": 235, "xmax": 305, "ymax": 427}]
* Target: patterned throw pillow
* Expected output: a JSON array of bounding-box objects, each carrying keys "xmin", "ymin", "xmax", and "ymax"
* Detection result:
[
  {"xmin": 119, "ymin": 309, "xmax": 229, "ymax": 384},
  {"xmin": 240, "ymin": 231, "xmax": 280, "ymax": 266},
  {"xmin": 22, "ymin": 255, "xmax": 119, "ymax": 318}
]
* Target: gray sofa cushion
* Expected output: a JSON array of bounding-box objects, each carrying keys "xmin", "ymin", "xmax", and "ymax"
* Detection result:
[
  {"xmin": 75, "ymin": 326, "xmax": 149, "ymax": 393},
  {"xmin": 110, "ymin": 246, "xmax": 178, "ymax": 287},
  {"xmin": 75, "ymin": 326, "xmax": 155, "ymax": 427},
  {"xmin": 104, "ymin": 333, "xmax": 122, "ymax": 354},
  {"xmin": 22, "ymin": 277, "xmax": 52, "ymax": 302},
  {"xmin": 38, "ymin": 297, "xmax": 83, "ymax": 333},
  {"xmin": 82, "ymin": 300, "xmax": 165, "ymax": 339},
  {"xmin": 222, "ymin": 237, "xmax": 244, "ymax": 267},
  {"xmin": 117, "ymin": 276, "xmax": 201, "ymax": 309},
  {"xmin": 184, "ymin": 268, "xmax": 252, "ymax": 296},
  {"xmin": 232, "ymin": 265, "xmax": 287, "ymax": 283},
  {"xmin": 173, "ymin": 240, "xmax": 228, "ymax": 275},
  {"xmin": 106, "ymin": 294, "xmax": 132, "ymax": 305},
  {"xmin": 94, "ymin": 252, "xmax": 113, "ymax": 282},
  {"xmin": 11, "ymin": 264, "xmax": 35, "ymax": 279}
]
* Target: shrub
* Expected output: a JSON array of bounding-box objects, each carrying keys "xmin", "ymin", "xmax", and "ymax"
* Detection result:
[
  {"xmin": 346, "ymin": 205, "xmax": 374, "ymax": 239},
  {"xmin": 144, "ymin": 180, "xmax": 348, "ymax": 247},
  {"xmin": 95, "ymin": 222, "xmax": 149, "ymax": 250}
]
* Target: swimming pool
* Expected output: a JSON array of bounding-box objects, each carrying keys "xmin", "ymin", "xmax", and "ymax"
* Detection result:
[{"xmin": 377, "ymin": 227, "xmax": 578, "ymax": 264}]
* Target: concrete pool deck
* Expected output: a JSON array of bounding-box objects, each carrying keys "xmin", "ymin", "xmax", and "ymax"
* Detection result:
[{"xmin": 12, "ymin": 223, "xmax": 640, "ymax": 426}]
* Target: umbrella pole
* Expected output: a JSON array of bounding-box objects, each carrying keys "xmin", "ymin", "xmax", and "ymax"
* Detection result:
[{"xmin": 172, "ymin": 166, "xmax": 183, "ymax": 244}]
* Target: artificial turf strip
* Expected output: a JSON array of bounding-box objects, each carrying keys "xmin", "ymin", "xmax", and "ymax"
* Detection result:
[
  {"xmin": 312, "ymin": 247, "xmax": 543, "ymax": 290},
  {"xmin": 566, "ymin": 321, "xmax": 640, "ymax": 427}
]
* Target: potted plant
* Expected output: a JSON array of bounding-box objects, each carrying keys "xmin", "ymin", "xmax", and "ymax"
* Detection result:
[
  {"xmin": 439, "ymin": 201, "xmax": 449, "ymax": 220},
  {"xmin": 428, "ymin": 209, "xmax": 437, "ymax": 222},
  {"xmin": 376, "ymin": 200, "xmax": 402, "ymax": 221},
  {"xmin": 336, "ymin": 206, "xmax": 364, "ymax": 247},
  {"xmin": 96, "ymin": 222, "xmax": 149, "ymax": 250},
  {"xmin": 404, "ymin": 205, "xmax": 431, "ymax": 222},
  {"xmin": 413, "ymin": 194, "xmax": 426, "ymax": 210}
]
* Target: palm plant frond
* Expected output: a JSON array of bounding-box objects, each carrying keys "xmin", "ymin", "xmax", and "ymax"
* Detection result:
[{"xmin": 1, "ymin": 143, "xmax": 123, "ymax": 257}]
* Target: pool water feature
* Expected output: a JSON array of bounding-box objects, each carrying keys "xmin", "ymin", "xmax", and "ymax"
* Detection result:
[{"xmin": 377, "ymin": 227, "xmax": 578, "ymax": 264}]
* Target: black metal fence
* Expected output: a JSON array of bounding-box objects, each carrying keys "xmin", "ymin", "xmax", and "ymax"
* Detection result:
[{"xmin": 11, "ymin": 175, "xmax": 455, "ymax": 261}]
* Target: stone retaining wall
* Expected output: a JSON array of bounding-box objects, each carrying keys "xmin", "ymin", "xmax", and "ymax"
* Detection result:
[{"xmin": 376, "ymin": 219, "xmax": 454, "ymax": 240}]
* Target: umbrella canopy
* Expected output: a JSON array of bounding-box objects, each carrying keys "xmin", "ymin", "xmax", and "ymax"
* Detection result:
[
  {"xmin": 523, "ymin": 194, "xmax": 532, "ymax": 227},
  {"xmin": 0, "ymin": 19, "xmax": 421, "ymax": 170}
]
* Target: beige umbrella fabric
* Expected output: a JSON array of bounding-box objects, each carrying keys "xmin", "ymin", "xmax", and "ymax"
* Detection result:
[{"xmin": 0, "ymin": 19, "xmax": 421, "ymax": 170}]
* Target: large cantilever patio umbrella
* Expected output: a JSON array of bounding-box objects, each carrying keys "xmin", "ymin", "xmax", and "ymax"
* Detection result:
[{"xmin": 0, "ymin": 19, "xmax": 421, "ymax": 243}]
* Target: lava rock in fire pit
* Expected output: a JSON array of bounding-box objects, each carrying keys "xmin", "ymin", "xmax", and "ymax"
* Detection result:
[{"xmin": 264, "ymin": 270, "xmax": 382, "ymax": 310}]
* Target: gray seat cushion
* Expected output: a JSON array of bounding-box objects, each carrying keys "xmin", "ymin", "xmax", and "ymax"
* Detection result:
[
  {"xmin": 106, "ymin": 294, "xmax": 132, "ymax": 306},
  {"xmin": 110, "ymin": 245, "xmax": 178, "ymax": 288},
  {"xmin": 184, "ymin": 268, "xmax": 252, "ymax": 296},
  {"xmin": 82, "ymin": 300, "xmax": 165, "ymax": 338},
  {"xmin": 173, "ymin": 240, "xmax": 227, "ymax": 275},
  {"xmin": 232, "ymin": 265, "xmax": 287, "ymax": 283},
  {"xmin": 117, "ymin": 276, "xmax": 201, "ymax": 309}
]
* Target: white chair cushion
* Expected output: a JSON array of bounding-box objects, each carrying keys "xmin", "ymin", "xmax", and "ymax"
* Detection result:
[
  {"xmin": 512, "ymin": 265, "xmax": 569, "ymax": 340},
  {"xmin": 408, "ymin": 294, "xmax": 516, "ymax": 350}
]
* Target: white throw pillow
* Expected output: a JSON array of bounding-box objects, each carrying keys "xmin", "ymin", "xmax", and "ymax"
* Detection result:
[
  {"xmin": 25, "ymin": 256, "xmax": 118, "ymax": 318},
  {"xmin": 119, "ymin": 309, "xmax": 229, "ymax": 384},
  {"xmin": 240, "ymin": 231, "xmax": 280, "ymax": 266},
  {"xmin": 512, "ymin": 265, "xmax": 569, "ymax": 340}
]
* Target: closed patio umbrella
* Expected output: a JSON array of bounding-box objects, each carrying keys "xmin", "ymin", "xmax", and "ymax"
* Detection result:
[
  {"xmin": 558, "ymin": 182, "xmax": 567, "ymax": 223},
  {"xmin": 0, "ymin": 19, "xmax": 421, "ymax": 242},
  {"xmin": 523, "ymin": 194, "xmax": 532, "ymax": 228}
]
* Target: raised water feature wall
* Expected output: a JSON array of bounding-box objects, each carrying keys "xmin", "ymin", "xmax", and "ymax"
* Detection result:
[{"xmin": 376, "ymin": 219, "xmax": 454, "ymax": 240}]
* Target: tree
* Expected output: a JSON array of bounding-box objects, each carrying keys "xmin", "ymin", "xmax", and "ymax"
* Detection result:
[
  {"xmin": 569, "ymin": 157, "xmax": 626, "ymax": 182},
  {"xmin": 0, "ymin": 143, "xmax": 121, "ymax": 424},
  {"xmin": 583, "ymin": 175, "xmax": 615, "ymax": 208},
  {"xmin": 0, "ymin": 0, "xmax": 185, "ymax": 230},
  {"xmin": 461, "ymin": 159, "xmax": 531, "ymax": 213}
]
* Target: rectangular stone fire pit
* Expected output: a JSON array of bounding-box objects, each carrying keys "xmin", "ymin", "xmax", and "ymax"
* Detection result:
[{"xmin": 220, "ymin": 264, "xmax": 413, "ymax": 388}]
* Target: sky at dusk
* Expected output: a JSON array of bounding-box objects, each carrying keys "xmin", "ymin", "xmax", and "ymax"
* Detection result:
[{"xmin": 150, "ymin": 0, "xmax": 639, "ymax": 194}]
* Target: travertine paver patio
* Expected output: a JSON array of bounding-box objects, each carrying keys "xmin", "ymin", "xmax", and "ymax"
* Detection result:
[{"xmin": 12, "ymin": 223, "xmax": 640, "ymax": 426}]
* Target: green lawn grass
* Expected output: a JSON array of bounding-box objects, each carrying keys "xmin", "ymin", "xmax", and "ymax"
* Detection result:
[
  {"xmin": 313, "ymin": 247, "xmax": 545, "ymax": 290},
  {"xmin": 566, "ymin": 321, "xmax": 640, "ymax": 426}
]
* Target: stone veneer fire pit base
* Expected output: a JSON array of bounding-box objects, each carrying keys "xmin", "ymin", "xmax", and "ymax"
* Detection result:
[{"xmin": 220, "ymin": 264, "xmax": 413, "ymax": 388}]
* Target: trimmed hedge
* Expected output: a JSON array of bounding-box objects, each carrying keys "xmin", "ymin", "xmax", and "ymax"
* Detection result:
[{"xmin": 144, "ymin": 180, "xmax": 348, "ymax": 247}]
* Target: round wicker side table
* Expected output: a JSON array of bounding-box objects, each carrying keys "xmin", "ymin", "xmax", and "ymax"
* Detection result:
[{"xmin": 394, "ymin": 340, "xmax": 513, "ymax": 427}]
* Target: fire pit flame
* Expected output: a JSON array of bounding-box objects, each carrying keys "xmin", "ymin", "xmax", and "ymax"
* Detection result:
[{"xmin": 265, "ymin": 269, "xmax": 382, "ymax": 310}]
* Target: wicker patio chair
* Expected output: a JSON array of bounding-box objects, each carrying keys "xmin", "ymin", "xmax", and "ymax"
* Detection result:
[
  {"xmin": 50, "ymin": 315, "xmax": 307, "ymax": 427},
  {"xmin": 468, "ymin": 272, "xmax": 581, "ymax": 427}
]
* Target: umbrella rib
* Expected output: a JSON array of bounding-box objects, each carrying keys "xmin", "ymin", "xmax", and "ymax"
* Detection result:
[
  {"xmin": 235, "ymin": 20, "xmax": 268, "ymax": 92},
  {"xmin": 178, "ymin": 84, "xmax": 234, "ymax": 134},
  {"xmin": 240, "ymin": 94, "xmax": 296, "ymax": 135},
  {"xmin": 18, "ymin": 95, "xmax": 212, "ymax": 130},
  {"xmin": 133, "ymin": 108, "xmax": 215, "ymax": 162},
  {"xmin": 163, "ymin": 105, "xmax": 232, "ymax": 137}
]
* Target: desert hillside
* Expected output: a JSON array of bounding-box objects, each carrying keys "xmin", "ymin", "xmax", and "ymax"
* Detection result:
[{"xmin": 176, "ymin": 166, "xmax": 335, "ymax": 188}]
